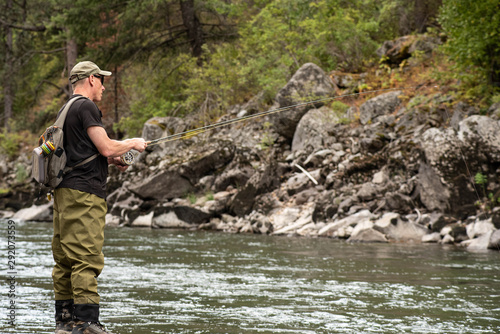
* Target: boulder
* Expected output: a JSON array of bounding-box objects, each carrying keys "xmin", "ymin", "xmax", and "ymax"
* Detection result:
[
  {"xmin": 213, "ymin": 164, "xmax": 255, "ymax": 192},
  {"xmin": 230, "ymin": 163, "xmax": 282, "ymax": 217},
  {"xmin": 13, "ymin": 203, "xmax": 52, "ymax": 222},
  {"xmin": 286, "ymin": 169, "xmax": 321, "ymax": 195},
  {"xmin": 105, "ymin": 214, "xmax": 121, "ymax": 227},
  {"xmin": 417, "ymin": 163, "xmax": 450, "ymax": 212},
  {"xmin": 465, "ymin": 230, "xmax": 494, "ymax": 250},
  {"xmin": 272, "ymin": 63, "xmax": 335, "ymax": 139},
  {"xmin": 179, "ymin": 142, "xmax": 235, "ymax": 184},
  {"xmin": 292, "ymin": 106, "xmax": 339, "ymax": 152},
  {"xmin": 131, "ymin": 211, "xmax": 154, "ymax": 227},
  {"xmin": 272, "ymin": 205, "xmax": 314, "ymax": 235},
  {"xmin": 488, "ymin": 102, "xmax": 500, "ymax": 120},
  {"xmin": 318, "ymin": 210, "xmax": 374, "ymax": 237},
  {"xmin": 152, "ymin": 205, "xmax": 212, "ymax": 228},
  {"xmin": 356, "ymin": 183, "xmax": 378, "ymax": 202},
  {"xmin": 488, "ymin": 230, "xmax": 500, "ymax": 250},
  {"xmin": 128, "ymin": 170, "xmax": 194, "ymax": 200},
  {"xmin": 347, "ymin": 228, "xmax": 388, "ymax": 243},
  {"xmin": 374, "ymin": 212, "xmax": 428, "ymax": 241},
  {"xmin": 359, "ymin": 91, "xmax": 402, "ymax": 125},
  {"xmin": 376, "ymin": 36, "xmax": 415, "ymax": 65},
  {"xmin": 141, "ymin": 117, "xmax": 188, "ymax": 157},
  {"xmin": 466, "ymin": 218, "xmax": 496, "ymax": 239},
  {"xmin": 422, "ymin": 232, "xmax": 441, "ymax": 243},
  {"xmin": 270, "ymin": 207, "xmax": 301, "ymax": 231},
  {"xmin": 458, "ymin": 116, "xmax": 500, "ymax": 161},
  {"xmin": 153, "ymin": 210, "xmax": 192, "ymax": 228},
  {"xmin": 419, "ymin": 116, "xmax": 500, "ymax": 216}
]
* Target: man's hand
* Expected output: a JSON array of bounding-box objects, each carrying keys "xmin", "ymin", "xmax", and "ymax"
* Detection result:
[
  {"xmin": 108, "ymin": 156, "xmax": 129, "ymax": 172},
  {"xmin": 130, "ymin": 138, "xmax": 148, "ymax": 152}
]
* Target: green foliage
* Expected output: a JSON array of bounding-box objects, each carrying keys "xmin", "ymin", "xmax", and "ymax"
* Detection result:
[
  {"xmin": 115, "ymin": 55, "xmax": 192, "ymax": 136},
  {"xmin": 329, "ymin": 101, "xmax": 351, "ymax": 124},
  {"xmin": 205, "ymin": 191, "xmax": 214, "ymax": 201},
  {"xmin": 187, "ymin": 193, "xmax": 197, "ymax": 205},
  {"xmin": 378, "ymin": 0, "xmax": 443, "ymax": 38},
  {"xmin": 258, "ymin": 122, "xmax": 275, "ymax": 150},
  {"xmin": 0, "ymin": 130, "xmax": 22, "ymax": 159},
  {"xmin": 115, "ymin": 0, "xmax": 384, "ymax": 135},
  {"xmin": 439, "ymin": 0, "xmax": 500, "ymax": 89},
  {"xmin": 492, "ymin": 94, "xmax": 500, "ymax": 104},
  {"xmin": 474, "ymin": 172, "xmax": 487, "ymax": 187},
  {"xmin": 15, "ymin": 163, "xmax": 28, "ymax": 183},
  {"xmin": 4, "ymin": 0, "xmax": 499, "ymax": 141},
  {"xmin": 474, "ymin": 172, "xmax": 500, "ymax": 211}
]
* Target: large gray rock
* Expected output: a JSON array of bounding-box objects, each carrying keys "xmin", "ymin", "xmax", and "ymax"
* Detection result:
[
  {"xmin": 458, "ymin": 116, "xmax": 500, "ymax": 161},
  {"xmin": 318, "ymin": 210, "xmax": 374, "ymax": 237},
  {"xmin": 347, "ymin": 228, "xmax": 388, "ymax": 243},
  {"xmin": 488, "ymin": 230, "xmax": 500, "ymax": 250},
  {"xmin": 465, "ymin": 230, "xmax": 494, "ymax": 250},
  {"xmin": 359, "ymin": 91, "xmax": 402, "ymax": 125},
  {"xmin": 421, "ymin": 116, "xmax": 500, "ymax": 172},
  {"xmin": 291, "ymin": 106, "xmax": 339, "ymax": 152},
  {"xmin": 419, "ymin": 116, "xmax": 500, "ymax": 216},
  {"xmin": 213, "ymin": 164, "xmax": 255, "ymax": 192},
  {"xmin": 376, "ymin": 36, "xmax": 414, "ymax": 64},
  {"xmin": 153, "ymin": 205, "xmax": 212, "ymax": 228},
  {"xmin": 272, "ymin": 63, "xmax": 335, "ymax": 139},
  {"xmin": 466, "ymin": 218, "xmax": 496, "ymax": 239},
  {"xmin": 229, "ymin": 163, "xmax": 282, "ymax": 217},
  {"xmin": 417, "ymin": 163, "xmax": 450, "ymax": 212},
  {"xmin": 13, "ymin": 203, "xmax": 52, "ymax": 222},
  {"xmin": 142, "ymin": 116, "xmax": 187, "ymax": 142},
  {"xmin": 272, "ymin": 205, "xmax": 314, "ymax": 235},
  {"xmin": 374, "ymin": 212, "xmax": 428, "ymax": 241},
  {"xmin": 128, "ymin": 170, "xmax": 194, "ymax": 200},
  {"xmin": 142, "ymin": 117, "xmax": 188, "ymax": 158},
  {"xmin": 179, "ymin": 143, "xmax": 235, "ymax": 184}
]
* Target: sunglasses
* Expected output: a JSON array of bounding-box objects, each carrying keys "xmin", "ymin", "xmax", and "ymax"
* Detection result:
[{"xmin": 94, "ymin": 74, "xmax": 104, "ymax": 84}]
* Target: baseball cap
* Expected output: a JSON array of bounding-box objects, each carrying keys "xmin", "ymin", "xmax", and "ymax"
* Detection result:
[{"xmin": 69, "ymin": 61, "xmax": 112, "ymax": 84}]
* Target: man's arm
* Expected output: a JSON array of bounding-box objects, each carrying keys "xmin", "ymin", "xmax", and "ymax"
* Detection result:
[{"xmin": 87, "ymin": 126, "xmax": 147, "ymax": 157}]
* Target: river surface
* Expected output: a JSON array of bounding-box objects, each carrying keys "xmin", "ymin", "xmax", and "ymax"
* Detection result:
[{"xmin": 1, "ymin": 219, "xmax": 500, "ymax": 334}]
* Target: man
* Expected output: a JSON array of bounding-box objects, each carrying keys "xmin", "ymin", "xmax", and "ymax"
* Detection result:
[{"xmin": 52, "ymin": 61, "xmax": 147, "ymax": 334}]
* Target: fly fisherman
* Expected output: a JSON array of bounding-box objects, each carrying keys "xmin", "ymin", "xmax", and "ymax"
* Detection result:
[{"xmin": 52, "ymin": 61, "xmax": 147, "ymax": 334}]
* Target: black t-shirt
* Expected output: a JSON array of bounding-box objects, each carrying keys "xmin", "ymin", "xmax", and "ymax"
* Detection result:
[{"xmin": 56, "ymin": 95, "xmax": 108, "ymax": 198}]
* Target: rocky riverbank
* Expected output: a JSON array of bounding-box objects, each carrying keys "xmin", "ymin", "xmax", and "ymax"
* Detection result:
[{"xmin": 3, "ymin": 35, "xmax": 500, "ymax": 251}]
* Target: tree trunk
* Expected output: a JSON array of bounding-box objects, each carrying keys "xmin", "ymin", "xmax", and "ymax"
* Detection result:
[
  {"xmin": 3, "ymin": 0, "xmax": 13, "ymax": 131},
  {"xmin": 114, "ymin": 65, "xmax": 119, "ymax": 124},
  {"xmin": 66, "ymin": 37, "xmax": 78, "ymax": 96},
  {"xmin": 180, "ymin": 0, "xmax": 204, "ymax": 60}
]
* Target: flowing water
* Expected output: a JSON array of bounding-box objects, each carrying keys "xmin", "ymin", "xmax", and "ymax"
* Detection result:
[{"xmin": 1, "ymin": 219, "xmax": 500, "ymax": 334}]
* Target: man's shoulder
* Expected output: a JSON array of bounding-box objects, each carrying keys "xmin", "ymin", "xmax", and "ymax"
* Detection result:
[
  {"xmin": 69, "ymin": 96, "xmax": 102, "ymax": 120},
  {"xmin": 71, "ymin": 95, "xmax": 97, "ymax": 110}
]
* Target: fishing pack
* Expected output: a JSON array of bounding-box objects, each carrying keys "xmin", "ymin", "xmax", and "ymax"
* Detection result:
[{"xmin": 31, "ymin": 96, "xmax": 98, "ymax": 189}]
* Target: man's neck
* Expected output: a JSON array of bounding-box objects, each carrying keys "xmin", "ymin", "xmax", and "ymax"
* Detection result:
[{"xmin": 72, "ymin": 87, "xmax": 93, "ymax": 100}]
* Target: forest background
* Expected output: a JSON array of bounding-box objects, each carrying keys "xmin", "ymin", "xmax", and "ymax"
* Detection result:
[{"xmin": 0, "ymin": 0, "xmax": 499, "ymax": 157}]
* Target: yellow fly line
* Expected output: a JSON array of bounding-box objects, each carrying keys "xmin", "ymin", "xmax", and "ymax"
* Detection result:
[{"xmin": 146, "ymin": 86, "xmax": 425, "ymax": 146}]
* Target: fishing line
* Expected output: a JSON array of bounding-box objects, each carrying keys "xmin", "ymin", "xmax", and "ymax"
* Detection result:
[
  {"xmin": 121, "ymin": 85, "xmax": 426, "ymax": 165},
  {"xmin": 145, "ymin": 85, "xmax": 423, "ymax": 147}
]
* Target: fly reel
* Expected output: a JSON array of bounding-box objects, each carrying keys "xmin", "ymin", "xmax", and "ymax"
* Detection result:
[{"xmin": 120, "ymin": 150, "xmax": 137, "ymax": 166}]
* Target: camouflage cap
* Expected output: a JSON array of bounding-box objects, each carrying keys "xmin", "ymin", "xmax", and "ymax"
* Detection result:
[{"xmin": 69, "ymin": 61, "xmax": 112, "ymax": 84}]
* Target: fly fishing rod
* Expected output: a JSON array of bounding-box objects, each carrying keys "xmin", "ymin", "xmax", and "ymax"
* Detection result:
[{"xmin": 119, "ymin": 85, "xmax": 425, "ymax": 165}]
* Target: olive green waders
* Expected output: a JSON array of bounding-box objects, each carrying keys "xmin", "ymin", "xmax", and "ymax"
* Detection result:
[{"xmin": 52, "ymin": 187, "xmax": 107, "ymax": 321}]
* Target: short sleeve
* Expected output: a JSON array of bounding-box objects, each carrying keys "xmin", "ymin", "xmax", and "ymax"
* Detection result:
[{"xmin": 79, "ymin": 99, "xmax": 104, "ymax": 130}]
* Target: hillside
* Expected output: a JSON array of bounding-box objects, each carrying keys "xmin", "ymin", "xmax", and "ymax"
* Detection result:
[{"xmin": 4, "ymin": 32, "xmax": 500, "ymax": 251}]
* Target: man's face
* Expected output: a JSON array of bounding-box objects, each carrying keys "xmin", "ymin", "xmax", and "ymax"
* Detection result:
[{"xmin": 91, "ymin": 74, "xmax": 105, "ymax": 102}]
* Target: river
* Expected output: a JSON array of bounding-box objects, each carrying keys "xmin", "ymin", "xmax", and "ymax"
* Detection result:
[{"xmin": 1, "ymin": 219, "xmax": 500, "ymax": 334}]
